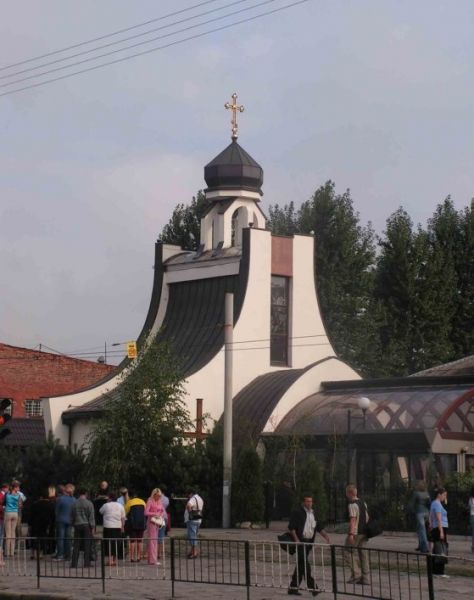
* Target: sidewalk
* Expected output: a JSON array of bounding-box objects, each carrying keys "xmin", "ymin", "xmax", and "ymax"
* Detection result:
[{"xmin": 0, "ymin": 523, "xmax": 472, "ymax": 600}]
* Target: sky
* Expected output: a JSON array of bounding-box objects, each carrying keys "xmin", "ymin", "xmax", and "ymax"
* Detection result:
[{"xmin": 1, "ymin": 0, "xmax": 474, "ymax": 364}]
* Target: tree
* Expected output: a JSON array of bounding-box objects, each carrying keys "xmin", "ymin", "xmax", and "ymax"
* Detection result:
[
  {"xmin": 428, "ymin": 198, "xmax": 474, "ymax": 360},
  {"xmin": 192, "ymin": 422, "xmax": 223, "ymax": 527},
  {"xmin": 268, "ymin": 182, "xmax": 377, "ymax": 375},
  {"xmin": 372, "ymin": 202, "xmax": 467, "ymax": 376},
  {"xmin": 267, "ymin": 201, "xmax": 299, "ymax": 235},
  {"xmin": 21, "ymin": 434, "xmax": 85, "ymax": 498},
  {"xmin": 85, "ymin": 338, "xmax": 192, "ymax": 494},
  {"xmin": 0, "ymin": 445, "xmax": 20, "ymax": 483},
  {"xmin": 295, "ymin": 454, "xmax": 328, "ymax": 522},
  {"xmin": 297, "ymin": 182, "xmax": 377, "ymax": 374},
  {"xmin": 160, "ymin": 191, "xmax": 209, "ymax": 250},
  {"xmin": 232, "ymin": 445, "xmax": 264, "ymax": 524},
  {"xmin": 454, "ymin": 200, "xmax": 474, "ymax": 357},
  {"xmin": 0, "ymin": 434, "xmax": 84, "ymax": 498}
]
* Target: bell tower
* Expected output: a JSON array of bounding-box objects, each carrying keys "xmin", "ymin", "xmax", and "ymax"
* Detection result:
[{"xmin": 200, "ymin": 93, "xmax": 266, "ymax": 250}]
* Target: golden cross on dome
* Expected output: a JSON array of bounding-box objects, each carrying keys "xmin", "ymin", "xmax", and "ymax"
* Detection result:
[{"xmin": 225, "ymin": 92, "xmax": 244, "ymax": 140}]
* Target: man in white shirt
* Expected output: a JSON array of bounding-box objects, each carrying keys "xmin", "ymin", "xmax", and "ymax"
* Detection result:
[
  {"xmin": 184, "ymin": 489, "xmax": 204, "ymax": 559},
  {"xmin": 288, "ymin": 493, "xmax": 330, "ymax": 596},
  {"xmin": 344, "ymin": 484, "xmax": 370, "ymax": 586}
]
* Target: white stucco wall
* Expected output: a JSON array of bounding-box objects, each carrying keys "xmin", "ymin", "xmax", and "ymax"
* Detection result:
[
  {"xmin": 48, "ymin": 223, "xmax": 359, "ymax": 449},
  {"xmin": 290, "ymin": 235, "xmax": 336, "ymax": 367},
  {"xmin": 262, "ymin": 358, "xmax": 360, "ymax": 432}
]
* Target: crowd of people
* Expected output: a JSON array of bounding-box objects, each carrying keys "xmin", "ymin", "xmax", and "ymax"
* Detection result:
[
  {"xmin": 0, "ymin": 480, "xmax": 204, "ymax": 568},
  {"xmin": 1, "ymin": 475, "xmax": 473, "ymax": 590}
]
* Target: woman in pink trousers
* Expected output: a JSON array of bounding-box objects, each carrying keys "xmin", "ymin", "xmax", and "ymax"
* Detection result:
[{"xmin": 144, "ymin": 488, "xmax": 166, "ymax": 565}]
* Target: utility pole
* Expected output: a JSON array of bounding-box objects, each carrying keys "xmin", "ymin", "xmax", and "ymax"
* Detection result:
[{"xmin": 222, "ymin": 293, "xmax": 234, "ymax": 528}]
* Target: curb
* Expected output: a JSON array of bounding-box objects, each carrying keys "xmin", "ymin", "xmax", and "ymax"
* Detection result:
[{"xmin": 0, "ymin": 594, "xmax": 73, "ymax": 600}]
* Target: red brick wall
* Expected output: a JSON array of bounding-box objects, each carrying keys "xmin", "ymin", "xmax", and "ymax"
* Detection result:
[{"xmin": 0, "ymin": 343, "xmax": 116, "ymax": 418}]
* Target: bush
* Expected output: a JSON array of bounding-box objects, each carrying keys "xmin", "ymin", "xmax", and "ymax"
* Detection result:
[
  {"xmin": 296, "ymin": 455, "xmax": 329, "ymax": 522},
  {"xmin": 232, "ymin": 446, "xmax": 264, "ymax": 524}
]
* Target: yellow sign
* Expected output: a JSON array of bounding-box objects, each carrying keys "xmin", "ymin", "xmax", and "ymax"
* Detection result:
[{"xmin": 127, "ymin": 341, "xmax": 137, "ymax": 359}]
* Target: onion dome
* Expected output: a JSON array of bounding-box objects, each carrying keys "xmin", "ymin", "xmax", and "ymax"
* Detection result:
[{"xmin": 204, "ymin": 140, "xmax": 263, "ymax": 195}]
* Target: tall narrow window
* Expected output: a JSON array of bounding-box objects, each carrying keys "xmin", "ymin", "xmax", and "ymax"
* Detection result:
[
  {"xmin": 271, "ymin": 276, "xmax": 289, "ymax": 365},
  {"xmin": 231, "ymin": 209, "xmax": 239, "ymax": 247}
]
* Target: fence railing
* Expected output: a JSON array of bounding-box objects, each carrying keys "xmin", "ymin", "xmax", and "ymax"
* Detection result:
[
  {"xmin": 0, "ymin": 536, "xmax": 434, "ymax": 599},
  {"xmin": 331, "ymin": 544, "xmax": 434, "ymax": 600}
]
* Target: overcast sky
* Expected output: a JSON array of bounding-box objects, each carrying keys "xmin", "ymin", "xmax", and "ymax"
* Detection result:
[{"xmin": 1, "ymin": 0, "xmax": 473, "ymax": 364}]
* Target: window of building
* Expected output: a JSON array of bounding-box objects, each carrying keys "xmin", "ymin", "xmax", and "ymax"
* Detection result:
[
  {"xmin": 434, "ymin": 453, "xmax": 457, "ymax": 478},
  {"xmin": 466, "ymin": 455, "xmax": 474, "ymax": 473},
  {"xmin": 271, "ymin": 275, "xmax": 289, "ymax": 365},
  {"xmin": 231, "ymin": 209, "xmax": 239, "ymax": 247},
  {"xmin": 25, "ymin": 400, "xmax": 43, "ymax": 418}
]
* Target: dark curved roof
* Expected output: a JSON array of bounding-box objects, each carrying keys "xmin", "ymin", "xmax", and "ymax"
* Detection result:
[
  {"xmin": 275, "ymin": 384, "xmax": 474, "ymax": 438},
  {"xmin": 63, "ymin": 230, "xmax": 251, "ymax": 423},
  {"xmin": 231, "ymin": 357, "xmax": 336, "ymax": 446},
  {"xmin": 204, "ymin": 140, "xmax": 263, "ymax": 194},
  {"xmin": 157, "ymin": 274, "xmax": 244, "ymax": 377},
  {"xmin": 411, "ymin": 355, "xmax": 474, "ymax": 377}
]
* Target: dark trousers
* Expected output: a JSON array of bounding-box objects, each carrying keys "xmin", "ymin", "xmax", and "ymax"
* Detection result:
[
  {"xmin": 103, "ymin": 528, "xmax": 122, "ymax": 558},
  {"xmin": 431, "ymin": 528, "xmax": 448, "ymax": 575},
  {"xmin": 290, "ymin": 541, "xmax": 315, "ymax": 590},
  {"xmin": 71, "ymin": 524, "xmax": 92, "ymax": 568}
]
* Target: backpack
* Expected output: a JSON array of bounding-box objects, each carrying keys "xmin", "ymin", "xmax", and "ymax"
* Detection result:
[
  {"xmin": 127, "ymin": 504, "xmax": 146, "ymax": 531},
  {"xmin": 356, "ymin": 499, "xmax": 383, "ymax": 539}
]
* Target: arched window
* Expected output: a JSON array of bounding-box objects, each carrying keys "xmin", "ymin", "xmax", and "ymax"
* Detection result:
[{"xmin": 231, "ymin": 209, "xmax": 239, "ymax": 247}]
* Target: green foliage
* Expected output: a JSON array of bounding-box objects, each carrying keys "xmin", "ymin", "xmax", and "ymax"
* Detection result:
[
  {"xmin": 160, "ymin": 191, "xmax": 209, "ymax": 250},
  {"xmin": 84, "ymin": 337, "xmax": 192, "ymax": 495},
  {"xmin": 295, "ymin": 454, "xmax": 329, "ymax": 522},
  {"xmin": 372, "ymin": 206, "xmax": 459, "ymax": 375},
  {"xmin": 0, "ymin": 434, "xmax": 84, "ymax": 497},
  {"xmin": 268, "ymin": 202, "xmax": 299, "ymax": 235},
  {"xmin": 298, "ymin": 182, "xmax": 377, "ymax": 375},
  {"xmin": 191, "ymin": 422, "xmax": 223, "ymax": 527},
  {"xmin": 232, "ymin": 446, "xmax": 264, "ymax": 524},
  {"xmin": 0, "ymin": 446, "xmax": 21, "ymax": 483}
]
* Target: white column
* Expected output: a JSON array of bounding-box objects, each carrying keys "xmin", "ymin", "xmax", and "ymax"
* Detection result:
[{"xmin": 222, "ymin": 293, "xmax": 234, "ymax": 528}]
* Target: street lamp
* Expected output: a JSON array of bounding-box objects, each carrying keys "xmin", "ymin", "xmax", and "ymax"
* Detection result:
[
  {"xmin": 347, "ymin": 396, "xmax": 371, "ymax": 484},
  {"xmin": 358, "ymin": 396, "xmax": 371, "ymax": 430}
]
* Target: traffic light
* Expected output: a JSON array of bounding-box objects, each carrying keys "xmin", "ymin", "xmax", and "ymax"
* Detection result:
[{"xmin": 0, "ymin": 398, "xmax": 12, "ymax": 441}]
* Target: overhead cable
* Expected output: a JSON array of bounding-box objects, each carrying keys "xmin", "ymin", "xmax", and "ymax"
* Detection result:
[
  {"xmin": 0, "ymin": 0, "xmax": 276, "ymax": 90},
  {"xmin": 0, "ymin": 0, "xmax": 254, "ymax": 82},
  {"xmin": 0, "ymin": 0, "xmax": 311, "ymax": 98},
  {"xmin": 0, "ymin": 0, "xmax": 223, "ymax": 71}
]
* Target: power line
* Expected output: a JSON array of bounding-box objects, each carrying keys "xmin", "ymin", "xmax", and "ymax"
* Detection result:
[
  {"xmin": 0, "ymin": 333, "xmax": 330, "ymax": 360},
  {"xmin": 0, "ymin": 0, "xmax": 276, "ymax": 90},
  {"xmin": 0, "ymin": 0, "xmax": 254, "ymax": 82},
  {"xmin": 0, "ymin": 0, "xmax": 222, "ymax": 72},
  {"xmin": 0, "ymin": 0, "xmax": 311, "ymax": 98}
]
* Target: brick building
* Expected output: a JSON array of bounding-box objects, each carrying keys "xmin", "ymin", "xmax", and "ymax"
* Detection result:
[{"xmin": 0, "ymin": 343, "xmax": 115, "ymax": 419}]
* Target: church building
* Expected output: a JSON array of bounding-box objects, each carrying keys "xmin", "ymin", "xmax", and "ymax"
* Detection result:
[{"xmin": 42, "ymin": 94, "xmax": 359, "ymax": 448}]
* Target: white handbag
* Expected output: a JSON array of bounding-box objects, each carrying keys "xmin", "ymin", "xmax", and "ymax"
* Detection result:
[{"xmin": 150, "ymin": 515, "xmax": 165, "ymax": 528}]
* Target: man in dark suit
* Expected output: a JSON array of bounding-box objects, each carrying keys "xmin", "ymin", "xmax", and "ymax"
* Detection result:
[{"xmin": 288, "ymin": 493, "xmax": 330, "ymax": 596}]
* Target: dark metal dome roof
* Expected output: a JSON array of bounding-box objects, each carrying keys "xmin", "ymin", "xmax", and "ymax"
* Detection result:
[{"xmin": 204, "ymin": 140, "xmax": 263, "ymax": 194}]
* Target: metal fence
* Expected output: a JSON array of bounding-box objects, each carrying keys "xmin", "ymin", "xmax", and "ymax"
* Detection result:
[{"xmin": 0, "ymin": 536, "xmax": 434, "ymax": 599}]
